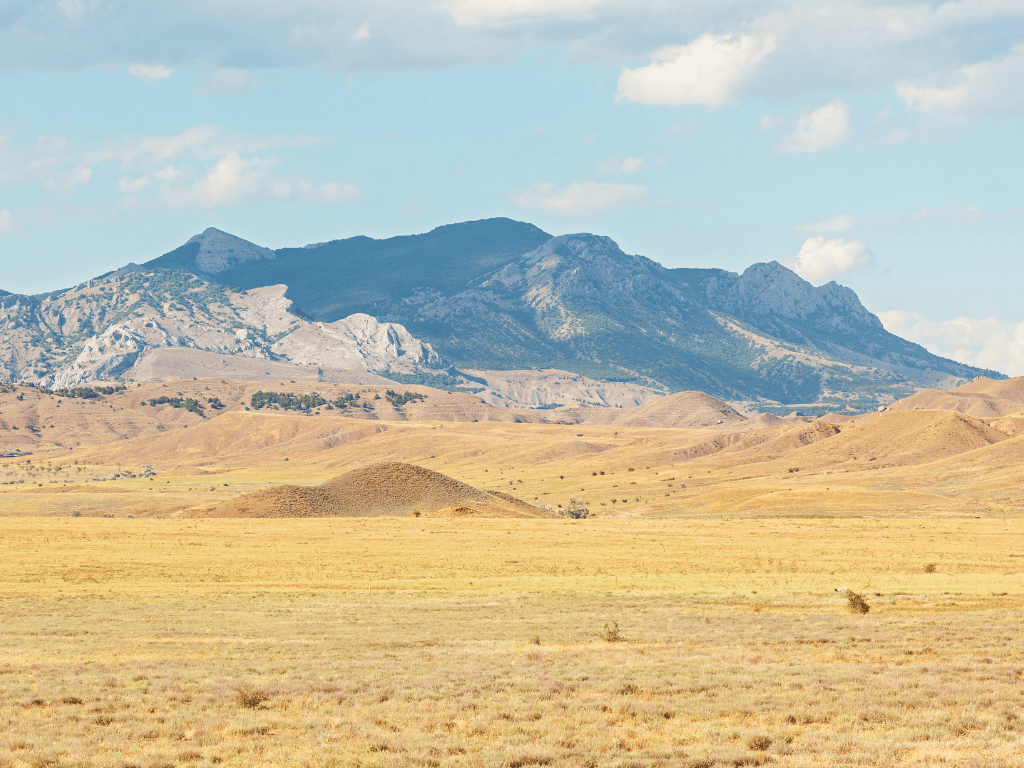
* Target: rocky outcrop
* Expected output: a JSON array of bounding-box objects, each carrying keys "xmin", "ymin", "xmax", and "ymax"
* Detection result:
[
  {"xmin": 702, "ymin": 262, "xmax": 881, "ymax": 331},
  {"xmin": 273, "ymin": 313, "xmax": 442, "ymax": 371},
  {"xmin": 0, "ymin": 270, "xmax": 445, "ymax": 387}
]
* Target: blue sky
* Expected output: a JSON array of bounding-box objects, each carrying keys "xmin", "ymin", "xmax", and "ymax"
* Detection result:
[{"xmin": 1, "ymin": 0, "xmax": 1023, "ymax": 373}]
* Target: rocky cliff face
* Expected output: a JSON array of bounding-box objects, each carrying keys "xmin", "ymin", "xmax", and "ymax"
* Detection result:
[
  {"xmin": 397, "ymin": 233, "xmax": 995, "ymax": 405},
  {"xmin": 0, "ymin": 271, "xmax": 444, "ymax": 388},
  {"xmin": 702, "ymin": 262, "xmax": 881, "ymax": 331}
]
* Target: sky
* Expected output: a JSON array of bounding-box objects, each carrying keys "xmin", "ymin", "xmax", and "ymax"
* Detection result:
[{"xmin": 1, "ymin": 0, "xmax": 1023, "ymax": 374}]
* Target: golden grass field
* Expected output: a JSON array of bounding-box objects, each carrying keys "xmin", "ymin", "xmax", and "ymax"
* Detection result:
[
  {"xmin": 2, "ymin": 516, "xmax": 1023, "ymax": 768},
  {"xmin": 2, "ymin": 377, "xmax": 1024, "ymax": 766}
]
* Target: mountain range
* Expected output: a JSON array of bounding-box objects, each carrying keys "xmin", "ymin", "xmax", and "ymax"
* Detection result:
[{"xmin": 0, "ymin": 218, "xmax": 1001, "ymax": 410}]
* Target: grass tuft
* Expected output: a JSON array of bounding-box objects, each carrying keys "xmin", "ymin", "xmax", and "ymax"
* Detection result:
[{"xmin": 235, "ymin": 686, "xmax": 271, "ymax": 709}]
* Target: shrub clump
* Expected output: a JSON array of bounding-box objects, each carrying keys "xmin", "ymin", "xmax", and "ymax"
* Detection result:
[
  {"xmin": 845, "ymin": 590, "xmax": 870, "ymax": 614},
  {"xmin": 601, "ymin": 621, "xmax": 624, "ymax": 642},
  {"xmin": 560, "ymin": 497, "xmax": 589, "ymax": 519},
  {"xmin": 235, "ymin": 686, "xmax": 271, "ymax": 709}
]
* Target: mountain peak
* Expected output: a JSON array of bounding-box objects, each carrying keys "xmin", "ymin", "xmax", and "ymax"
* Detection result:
[{"xmin": 183, "ymin": 228, "xmax": 274, "ymax": 274}]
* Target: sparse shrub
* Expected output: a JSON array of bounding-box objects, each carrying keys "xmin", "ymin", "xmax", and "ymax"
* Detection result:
[
  {"xmin": 845, "ymin": 590, "xmax": 870, "ymax": 614},
  {"xmin": 924, "ymin": 563, "xmax": 937, "ymax": 573},
  {"xmin": 560, "ymin": 497, "xmax": 589, "ymax": 519},
  {"xmin": 235, "ymin": 686, "xmax": 270, "ymax": 709},
  {"xmin": 60, "ymin": 696, "xmax": 83, "ymax": 705},
  {"xmin": 601, "ymin": 621, "xmax": 624, "ymax": 642},
  {"xmin": 747, "ymin": 734, "xmax": 772, "ymax": 751}
]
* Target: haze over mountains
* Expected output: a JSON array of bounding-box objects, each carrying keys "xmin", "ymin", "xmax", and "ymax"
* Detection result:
[{"xmin": 0, "ymin": 218, "xmax": 1000, "ymax": 411}]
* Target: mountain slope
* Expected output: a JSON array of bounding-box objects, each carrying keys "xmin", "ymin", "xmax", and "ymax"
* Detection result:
[
  {"xmin": 0, "ymin": 270, "xmax": 444, "ymax": 387},
  {"xmin": 144, "ymin": 218, "xmax": 553, "ymax": 320},
  {"xmin": 4, "ymin": 218, "xmax": 1000, "ymax": 408},
  {"xmin": 396, "ymin": 233, "xmax": 993, "ymax": 404}
]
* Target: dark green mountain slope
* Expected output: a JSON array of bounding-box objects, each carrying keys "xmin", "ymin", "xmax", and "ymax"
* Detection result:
[{"xmin": 145, "ymin": 218, "xmax": 552, "ymax": 321}]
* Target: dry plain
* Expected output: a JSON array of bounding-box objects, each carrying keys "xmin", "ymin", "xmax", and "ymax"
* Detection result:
[{"xmin": 1, "ymin": 377, "xmax": 1024, "ymax": 767}]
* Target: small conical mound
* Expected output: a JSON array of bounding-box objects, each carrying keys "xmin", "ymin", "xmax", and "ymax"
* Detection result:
[{"xmin": 196, "ymin": 462, "xmax": 553, "ymax": 518}]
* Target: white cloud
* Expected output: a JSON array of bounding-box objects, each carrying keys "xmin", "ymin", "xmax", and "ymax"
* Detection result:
[
  {"xmin": 199, "ymin": 69, "xmax": 254, "ymax": 95},
  {"xmin": 154, "ymin": 165, "xmax": 181, "ymax": 181},
  {"xmin": 788, "ymin": 236, "xmax": 875, "ymax": 283},
  {"xmin": 353, "ymin": 21, "xmax": 371, "ymax": 41},
  {"xmin": 792, "ymin": 214, "xmax": 859, "ymax": 233},
  {"xmin": 619, "ymin": 156, "xmax": 643, "ymax": 173},
  {"xmin": 0, "ymin": 209, "xmax": 15, "ymax": 232},
  {"xmin": 57, "ymin": 0, "xmax": 88, "ymax": 20},
  {"xmin": 161, "ymin": 153, "xmax": 267, "ymax": 209},
  {"xmin": 779, "ymin": 100, "xmax": 851, "ymax": 153},
  {"xmin": 445, "ymin": 0, "xmax": 610, "ymax": 26},
  {"xmin": 794, "ymin": 204, "xmax": 1013, "ymax": 232},
  {"xmin": 44, "ymin": 166, "xmax": 92, "ymax": 192},
  {"xmin": 158, "ymin": 152, "xmax": 361, "ymax": 210},
  {"xmin": 117, "ymin": 175, "xmax": 151, "ymax": 193},
  {"xmin": 617, "ymin": 34, "xmax": 775, "ymax": 108},
  {"xmin": 3, "ymin": 1, "xmax": 1024, "ymax": 122},
  {"xmin": 128, "ymin": 64, "xmax": 172, "ymax": 80},
  {"xmin": 509, "ymin": 180, "xmax": 646, "ymax": 216},
  {"xmin": 897, "ymin": 43, "xmax": 1024, "ymax": 117},
  {"xmin": 597, "ymin": 155, "xmax": 643, "ymax": 174},
  {"xmin": 879, "ymin": 310, "xmax": 1024, "ymax": 376},
  {"xmin": 0, "ymin": 124, "xmax": 351, "ymax": 217},
  {"xmin": 294, "ymin": 180, "xmax": 363, "ymax": 203}
]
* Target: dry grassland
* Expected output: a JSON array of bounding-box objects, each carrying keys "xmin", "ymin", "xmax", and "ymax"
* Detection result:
[{"xmin": 2, "ymin": 516, "xmax": 1023, "ymax": 768}]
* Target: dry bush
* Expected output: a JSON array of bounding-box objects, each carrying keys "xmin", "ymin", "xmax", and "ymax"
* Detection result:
[
  {"xmin": 235, "ymin": 686, "xmax": 270, "ymax": 709},
  {"xmin": 747, "ymin": 734, "xmax": 772, "ymax": 751},
  {"xmin": 845, "ymin": 591, "xmax": 870, "ymax": 614},
  {"xmin": 924, "ymin": 562, "xmax": 937, "ymax": 573},
  {"xmin": 601, "ymin": 620, "xmax": 624, "ymax": 642}
]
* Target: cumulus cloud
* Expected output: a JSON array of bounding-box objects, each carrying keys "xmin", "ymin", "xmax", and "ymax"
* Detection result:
[
  {"xmin": 128, "ymin": 64, "xmax": 171, "ymax": 80},
  {"xmin": 509, "ymin": 180, "xmax": 646, "ymax": 216},
  {"xmin": 879, "ymin": 310, "xmax": 1024, "ymax": 376},
  {"xmin": 597, "ymin": 155, "xmax": 644, "ymax": 174},
  {"xmin": 779, "ymin": 101, "xmax": 851, "ymax": 153},
  {"xmin": 0, "ymin": 124, "xmax": 357, "ymax": 213},
  {"xmin": 897, "ymin": 43, "xmax": 1024, "ymax": 118},
  {"xmin": 1, "ymin": 1, "xmax": 1024, "ymax": 121},
  {"xmin": 788, "ymin": 236, "xmax": 875, "ymax": 283},
  {"xmin": 617, "ymin": 34, "xmax": 775, "ymax": 107},
  {"xmin": 159, "ymin": 153, "xmax": 361, "ymax": 210}
]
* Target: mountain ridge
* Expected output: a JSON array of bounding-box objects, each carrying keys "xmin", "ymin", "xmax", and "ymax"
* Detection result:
[{"xmin": 0, "ymin": 218, "xmax": 1002, "ymax": 409}]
